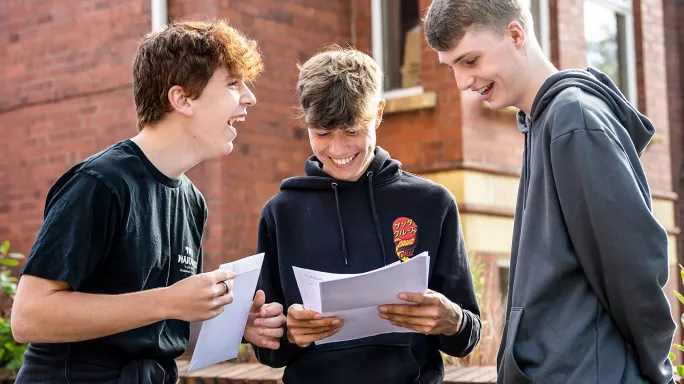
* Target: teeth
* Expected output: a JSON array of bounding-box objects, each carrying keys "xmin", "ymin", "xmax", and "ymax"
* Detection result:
[
  {"xmin": 478, "ymin": 83, "xmax": 492, "ymax": 95},
  {"xmin": 228, "ymin": 116, "xmax": 246, "ymax": 126},
  {"xmin": 332, "ymin": 155, "xmax": 355, "ymax": 165}
]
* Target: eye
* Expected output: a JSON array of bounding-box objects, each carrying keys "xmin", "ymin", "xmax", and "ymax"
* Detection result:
[
  {"xmin": 227, "ymin": 80, "xmax": 239, "ymax": 88},
  {"xmin": 464, "ymin": 57, "xmax": 479, "ymax": 66},
  {"xmin": 314, "ymin": 131, "xmax": 331, "ymax": 138},
  {"xmin": 345, "ymin": 130, "xmax": 360, "ymax": 136}
]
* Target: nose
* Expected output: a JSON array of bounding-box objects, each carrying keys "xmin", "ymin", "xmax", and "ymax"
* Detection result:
[
  {"xmin": 241, "ymin": 83, "xmax": 257, "ymax": 106},
  {"xmin": 328, "ymin": 131, "xmax": 346, "ymax": 155},
  {"xmin": 453, "ymin": 68, "xmax": 474, "ymax": 92}
]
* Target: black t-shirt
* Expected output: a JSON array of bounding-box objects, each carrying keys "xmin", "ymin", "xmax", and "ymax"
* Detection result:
[{"xmin": 16, "ymin": 140, "xmax": 207, "ymax": 383}]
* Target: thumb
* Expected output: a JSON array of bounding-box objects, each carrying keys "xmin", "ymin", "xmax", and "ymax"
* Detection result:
[{"xmin": 250, "ymin": 290, "xmax": 266, "ymax": 313}]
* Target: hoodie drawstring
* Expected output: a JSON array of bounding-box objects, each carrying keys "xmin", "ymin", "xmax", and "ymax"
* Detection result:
[
  {"xmin": 523, "ymin": 133, "xmax": 528, "ymax": 210},
  {"xmin": 330, "ymin": 173, "xmax": 389, "ymax": 267},
  {"xmin": 331, "ymin": 182, "xmax": 349, "ymax": 266},
  {"xmin": 367, "ymin": 172, "xmax": 388, "ymax": 266}
]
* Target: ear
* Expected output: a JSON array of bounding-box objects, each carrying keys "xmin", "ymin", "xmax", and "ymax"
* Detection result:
[
  {"xmin": 507, "ymin": 20, "xmax": 527, "ymax": 50},
  {"xmin": 375, "ymin": 99, "xmax": 386, "ymax": 129},
  {"xmin": 167, "ymin": 85, "xmax": 194, "ymax": 118}
]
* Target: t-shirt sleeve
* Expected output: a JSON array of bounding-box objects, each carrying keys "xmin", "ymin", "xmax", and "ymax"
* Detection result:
[{"xmin": 21, "ymin": 171, "xmax": 120, "ymax": 290}]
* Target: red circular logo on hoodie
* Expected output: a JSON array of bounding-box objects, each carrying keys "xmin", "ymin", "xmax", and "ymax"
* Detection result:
[{"xmin": 393, "ymin": 217, "xmax": 418, "ymax": 261}]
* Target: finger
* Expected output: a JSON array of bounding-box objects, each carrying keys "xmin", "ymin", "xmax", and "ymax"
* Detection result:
[
  {"xmin": 214, "ymin": 292, "xmax": 234, "ymax": 307},
  {"xmin": 380, "ymin": 313, "xmax": 436, "ymax": 326},
  {"xmin": 260, "ymin": 302, "xmax": 284, "ymax": 318},
  {"xmin": 256, "ymin": 337, "xmax": 281, "ymax": 350},
  {"xmin": 257, "ymin": 327, "xmax": 285, "ymax": 339},
  {"xmin": 379, "ymin": 304, "xmax": 434, "ymax": 317},
  {"xmin": 293, "ymin": 327, "xmax": 340, "ymax": 345},
  {"xmin": 250, "ymin": 290, "xmax": 266, "ymax": 313},
  {"xmin": 255, "ymin": 314, "xmax": 286, "ymax": 328},
  {"xmin": 290, "ymin": 308, "xmax": 324, "ymax": 321},
  {"xmin": 208, "ymin": 269, "xmax": 236, "ymax": 283},
  {"xmin": 287, "ymin": 317, "xmax": 342, "ymax": 328},
  {"xmin": 289, "ymin": 325, "xmax": 340, "ymax": 336},
  {"xmin": 389, "ymin": 321, "xmax": 434, "ymax": 335},
  {"xmin": 212, "ymin": 280, "xmax": 232, "ymax": 297},
  {"xmin": 397, "ymin": 292, "xmax": 440, "ymax": 305}
]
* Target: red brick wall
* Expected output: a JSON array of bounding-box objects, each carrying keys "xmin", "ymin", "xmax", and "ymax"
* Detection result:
[
  {"xmin": 0, "ymin": 0, "xmax": 150, "ymax": 259},
  {"xmin": 0, "ymin": 0, "xmax": 354, "ymax": 270}
]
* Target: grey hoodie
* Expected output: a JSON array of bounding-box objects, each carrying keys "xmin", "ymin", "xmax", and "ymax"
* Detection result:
[{"xmin": 496, "ymin": 68, "xmax": 676, "ymax": 384}]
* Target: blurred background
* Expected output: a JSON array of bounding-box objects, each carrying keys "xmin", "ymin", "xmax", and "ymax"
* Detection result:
[{"xmin": 0, "ymin": 0, "xmax": 683, "ymax": 370}]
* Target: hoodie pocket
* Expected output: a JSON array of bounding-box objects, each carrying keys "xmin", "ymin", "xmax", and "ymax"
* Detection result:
[{"xmin": 502, "ymin": 308, "xmax": 534, "ymax": 384}]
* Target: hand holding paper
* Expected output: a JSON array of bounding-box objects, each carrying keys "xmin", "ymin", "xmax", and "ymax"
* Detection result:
[
  {"xmin": 379, "ymin": 289, "xmax": 463, "ymax": 336},
  {"xmin": 286, "ymin": 304, "xmax": 343, "ymax": 348},
  {"xmin": 166, "ymin": 268, "xmax": 236, "ymax": 322}
]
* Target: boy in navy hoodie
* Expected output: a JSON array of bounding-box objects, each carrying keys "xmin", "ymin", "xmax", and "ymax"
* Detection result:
[
  {"xmin": 423, "ymin": 1, "xmax": 676, "ymax": 383},
  {"xmin": 251, "ymin": 47, "xmax": 481, "ymax": 383}
]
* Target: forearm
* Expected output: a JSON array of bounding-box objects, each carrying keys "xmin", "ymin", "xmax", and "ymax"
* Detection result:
[{"xmin": 12, "ymin": 287, "xmax": 172, "ymax": 343}]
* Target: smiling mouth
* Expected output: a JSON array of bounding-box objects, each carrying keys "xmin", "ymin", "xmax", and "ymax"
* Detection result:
[
  {"xmin": 228, "ymin": 115, "xmax": 246, "ymax": 127},
  {"xmin": 330, "ymin": 153, "xmax": 358, "ymax": 167},
  {"xmin": 477, "ymin": 83, "xmax": 493, "ymax": 95}
]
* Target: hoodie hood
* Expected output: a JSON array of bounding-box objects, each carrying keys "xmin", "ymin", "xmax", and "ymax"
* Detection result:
[
  {"xmin": 281, "ymin": 146, "xmax": 402, "ymax": 191},
  {"xmin": 521, "ymin": 67, "xmax": 654, "ymax": 155},
  {"xmin": 280, "ymin": 146, "xmax": 402, "ymax": 266}
]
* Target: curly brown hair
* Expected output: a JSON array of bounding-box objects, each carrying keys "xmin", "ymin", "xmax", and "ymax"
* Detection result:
[
  {"xmin": 132, "ymin": 20, "xmax": 263, "ymax": 130},
  {"xmin": 296, "ymin": 46, "xmax": 382, "ymax": 133}
]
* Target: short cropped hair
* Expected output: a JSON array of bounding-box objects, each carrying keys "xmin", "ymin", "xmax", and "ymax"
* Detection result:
[
  {"xmin": 423, "ymin": 0, "xmax": 529, "ymax": 51},
  {"xmin": 296, "ymin": 46, "xmax": 382, "ymax": 133},
  {"xmin": 132, "ymin": 20, "xmax": 263, "ymax": 129}
]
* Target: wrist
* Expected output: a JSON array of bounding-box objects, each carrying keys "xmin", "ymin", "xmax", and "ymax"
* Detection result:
[
  {"xmin": 444, "ymin": 302, "xmax": 463, "ymax": 336},
  {"xmin": 153, "ymin": 286, "xmax": 176, "ymax": 321}
]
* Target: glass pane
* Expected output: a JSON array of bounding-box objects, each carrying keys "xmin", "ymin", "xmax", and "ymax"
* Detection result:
[
  {"xmin": 381, "ymin": 0, "xmax": 420, "ymax": 91},
  {"xmin": 584, "ymin": 1, "xmax": 623, "ymax": 89},
  {"xmin": 521, "ymin": 0, "xmax": 542, "ymax": 43}
]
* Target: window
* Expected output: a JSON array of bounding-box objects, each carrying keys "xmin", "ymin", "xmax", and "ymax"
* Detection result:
[
  {"xmin": 584, "ymin": 0, "xmax": 637, "ymax": 102},
  {"xmin": 522, "ymin": 0, "xmax": 552, "ymax": 58},
  {"xmin": 371, "ymin": 0, "xmax": 551, "ymax": 97},
  {"xmin": 372, "ymin": 0, "xmax": 421, "ymax": 97}
]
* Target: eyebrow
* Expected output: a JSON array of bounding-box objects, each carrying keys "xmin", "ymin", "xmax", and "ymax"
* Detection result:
[{"xmin": 451, "ymin": 51, "xmax": 475, "ymax": 66}]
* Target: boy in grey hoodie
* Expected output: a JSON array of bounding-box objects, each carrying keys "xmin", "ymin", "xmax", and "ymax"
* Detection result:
[{"xmin": 423, "ymin": 1, "xmax": 676, "ymax": 383}]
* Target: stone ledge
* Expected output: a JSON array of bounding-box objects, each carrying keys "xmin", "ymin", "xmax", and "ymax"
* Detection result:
[{"xmin": 384, "ymin": 91, "xmax": 437, "ymax": 114}]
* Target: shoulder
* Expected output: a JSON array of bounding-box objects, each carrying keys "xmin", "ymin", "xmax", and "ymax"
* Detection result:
[
  {"xmin": 395, "ymin": 171, "xmax": 456, "ymax": 207},
  {"xmin": 76, "ymin": 141, "xmax": 145, "ymax": 194},
  {"xmin": 544, "ymin": 87, "xmax": 615, "ymax": 140}
]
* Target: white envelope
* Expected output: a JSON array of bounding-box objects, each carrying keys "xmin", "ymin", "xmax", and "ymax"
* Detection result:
[{"xmin": 188, "ymin": 253, "xmax": 265, "ymax": 372}]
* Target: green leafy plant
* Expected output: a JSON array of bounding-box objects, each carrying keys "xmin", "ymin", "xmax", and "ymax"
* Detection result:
[
  {"xmin": 670, "ymin": 265, "xmax": 684, "ymax": 379},
  {"xmin": 0, "ymin": 240, "xmax": 27, "ymax": 373}
]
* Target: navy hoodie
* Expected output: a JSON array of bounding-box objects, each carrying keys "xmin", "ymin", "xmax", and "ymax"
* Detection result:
[
  {"xmin": 252, "ymin": 147, "xmax": 481, "ymax": 383},
  {"xmin": 497, "ymin": 68, "xmax": 676, "ymax": 383}
]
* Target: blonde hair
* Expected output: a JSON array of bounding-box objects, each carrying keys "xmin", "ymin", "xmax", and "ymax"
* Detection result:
[{"xmin": 296, "ymin": 46, "xmax": 382, "ymax": 132}]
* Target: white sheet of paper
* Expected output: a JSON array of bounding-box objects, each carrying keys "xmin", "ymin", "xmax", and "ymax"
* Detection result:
[
  {"xmin": 292, "ymin": 252, "xmax": 429, "ymax": 345},
  {"xmin": 188, "ymin": 253, "xmax": 265, "ymax": 372}
]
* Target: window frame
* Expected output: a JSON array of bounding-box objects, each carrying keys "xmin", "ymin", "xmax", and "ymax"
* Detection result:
[{"xmin": 584, "ymin": 0, "xmax": 637, "ymax": 104}]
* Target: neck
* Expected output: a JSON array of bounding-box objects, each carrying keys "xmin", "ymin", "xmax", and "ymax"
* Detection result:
[
  {"xmin": 516, "ymin": 53, "xmax": 558, "ymax": 117},
  {"xmin": 131, "ymin": 121, "xmax": 203, "ymax": 179}
]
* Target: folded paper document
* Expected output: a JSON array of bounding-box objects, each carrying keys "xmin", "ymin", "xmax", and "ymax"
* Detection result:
[
  {"xmin": 188, "ymin": 253, "xmax": 265, "ymax": 372},
  {"xmin": 293, "ymin": 252, "xmax": 429, "ymax": 344}
]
